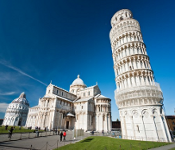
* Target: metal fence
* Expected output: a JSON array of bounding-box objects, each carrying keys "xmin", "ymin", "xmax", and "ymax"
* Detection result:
[{"xmin": 0, "ymin": 131, "xmax": 57, "ymax": 142}]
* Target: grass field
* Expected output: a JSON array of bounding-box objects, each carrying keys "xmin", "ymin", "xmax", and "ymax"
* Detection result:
[
  {"xmin": 0, "ymin": 126, "xmax": 36, "ymax": 133},
  {"xmin": 55, "ymin": 136, "xmax": 170, "ymax": 150}
]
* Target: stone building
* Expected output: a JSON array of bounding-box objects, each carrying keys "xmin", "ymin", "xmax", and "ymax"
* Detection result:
[
  {"xmin": 166, "ymin": 116, "xmax": 175, "ymax": 135},
  {"xmin": 109, "ymin": 9, "xmax": 172, "ymax": 142},
  {"xmin": 25, "ymin": 75, "xmax": 111, "ymax": 132},
  {"xmin": 112, "ymin": 120, "xmax": 121, "ymax": 129},
  {"xmin": 3, "ymin": 92, "xmax": 29, "ymax": 126}
]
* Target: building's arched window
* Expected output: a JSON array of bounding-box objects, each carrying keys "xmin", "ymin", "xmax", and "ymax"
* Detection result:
[
  {"xmin": 57, "ymin": 90, "xmax": 58, "ymax": 94},
  {"xmin": 83, "ymin": 93, "xmax": 85, "ymax": 96},
  {"xmin": 130, "ymin": 66, "xmax": 132, "ymax": 70},
  {"xmin": 88, "ymin": 91, "xmax": 90, "ymax": 96},
  {"xmin": 125, "ymin": 12, "xmax": 127, "ymax": 17},
  {"xmin": 82, "ymin": 106, "xmax": 83, "ymax": 109}
]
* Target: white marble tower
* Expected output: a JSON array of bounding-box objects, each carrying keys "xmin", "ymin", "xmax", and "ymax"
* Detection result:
[{"xmin": 110, "ymin": 9, "xmax": 171, "ymax": 142}]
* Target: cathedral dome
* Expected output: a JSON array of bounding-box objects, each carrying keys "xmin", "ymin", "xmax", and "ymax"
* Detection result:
[
  {"xmin": 71, "ymin": 75, "xmax": 85, "ymax": 86},
  {"xmin": 11, "ymin": 92, "xmax": 29, "ymax": 106}
]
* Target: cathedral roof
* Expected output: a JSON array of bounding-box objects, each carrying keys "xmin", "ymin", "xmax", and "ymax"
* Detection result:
[
  {"xmin": 11, "ymin": 92, "xmax": 29, "ymax": 106},
  {"xmin": 96, "ymin": 94, "xmax": 110, "ymax": 100},
  {"xmin": 67, "ymin": 112, "xmax": 74, "ymax": 117},
  {"xmin": 74, "ymin": 97, "xmax": 93, "ymax": 103},
  {"xmin": 71, "ymin": 75, "xmax": 86, "ymax": 86}
]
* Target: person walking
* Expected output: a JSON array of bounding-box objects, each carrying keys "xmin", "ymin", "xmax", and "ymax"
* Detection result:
[
  {"xmin": 102, "ymin": 130, "xmax": 104, "ymax": 136},
  {"xmin": 58, "ymin": 129, "xmax": 60, "ymax": 135},
  {"xmin": 8, "ymin": 127, "xmax": 14, "ymax": 139},
  {"xmin": 5, "ymin": 125, "xmax": 8, "ymax": 130},
  {"xmin": 55, "ymin": 128, "xmax": 57, "ymax": 135},
  {"xmin": 60, "ymin": 131, "xmax": 63, "ymax": 142},
  {"xmin": 63, "ymin": 131, "xmax": 66, "ymax": 141},
  {"xmin": 35, "ymin": 127, "xmax": 39, "ymax": 137}
]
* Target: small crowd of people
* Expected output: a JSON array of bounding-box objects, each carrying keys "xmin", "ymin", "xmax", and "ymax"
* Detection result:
[
  {"xmin": 90, "ymin": 130, "xmax": 107, "ymax": 135},
  {"xmin": 35, "ymin": 126, "xmax": 40, "ymax": 130},
  {"xmin": 36, "ymin": 126, "xmax": 67, "ymax": 141},
  {"xmin": 59, "ymin": 130, "xmax": 67, "ymax": 141},
  {"xmin": 28, "ymin": 126, "xmax": 32, "ymax": 130}
]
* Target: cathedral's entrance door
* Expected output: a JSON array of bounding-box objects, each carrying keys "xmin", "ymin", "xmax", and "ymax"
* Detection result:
[{"xmin": 66, "ymin": 121, "xmax": 69, "ymax": 129}]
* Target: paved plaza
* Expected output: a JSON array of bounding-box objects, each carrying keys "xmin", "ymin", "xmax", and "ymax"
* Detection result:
[
  {"xmin": 0, "ymin": 131, "xmax": 175, "ymax": 150},
  {"xmin": 149, "ymin": 143, "xmax": 175, "ymax": 150},
  {"xmin": 0, "ymin": 131, "xmax": 90, "ymax": 150}
]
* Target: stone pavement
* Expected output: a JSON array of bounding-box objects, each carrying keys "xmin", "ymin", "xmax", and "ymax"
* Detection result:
[
  {"xmin": 0, "ymin": 131, "xmax": 90, "ymax": 150},
  {"xmin": 0, "ymin": 131, "xmax": 55, "ymax": 142},
  {"xmin": 149, "ymin": 143, "xmax": 175, "ymax": 150}
]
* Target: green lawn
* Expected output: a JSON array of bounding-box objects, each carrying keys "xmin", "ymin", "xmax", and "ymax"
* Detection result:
[
  {"xmin": 0, "ymin": 126, "xmax": 36, "ymax": 133},
  {"xmin": 55, "ymin": 136, "xmax": 171, "ymax": 150}
]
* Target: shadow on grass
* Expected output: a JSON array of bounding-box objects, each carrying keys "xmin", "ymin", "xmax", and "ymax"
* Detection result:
[{"xmin": 81, "ymin": 138, "xmax": 94, "ymax": 143}]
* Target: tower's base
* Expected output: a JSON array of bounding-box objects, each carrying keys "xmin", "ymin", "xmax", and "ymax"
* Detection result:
[{"xmin": 119, "ymin": 106, "xmax": 172, "ymax": 142}]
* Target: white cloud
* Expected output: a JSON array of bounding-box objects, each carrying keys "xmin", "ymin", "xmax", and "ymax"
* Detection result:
[
  {"xmin": 0, "ymin": 103, "xmax": 9, "ymax": 113},
  {"xmin": 0, "ymin": 92, "xmax": 15, "ymax": 95},
  {"xmin": 0, "ymin": 61, "xmax": 47, "ymax": 86}
]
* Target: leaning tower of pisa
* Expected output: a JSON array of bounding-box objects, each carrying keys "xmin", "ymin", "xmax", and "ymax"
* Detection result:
[{"xmin": 109, "ymin": 9, "xmax": 172, "ymax": 142}]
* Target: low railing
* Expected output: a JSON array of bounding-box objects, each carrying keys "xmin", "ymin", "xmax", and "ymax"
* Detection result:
[{"xmin": 0, "ymin": 130, "xmax": 56, "ymax": 142}]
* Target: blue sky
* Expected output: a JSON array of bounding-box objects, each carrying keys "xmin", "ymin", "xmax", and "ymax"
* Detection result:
[{"xmin": 0, "ymin": 0, "xmax": 175, "ymax": 121}]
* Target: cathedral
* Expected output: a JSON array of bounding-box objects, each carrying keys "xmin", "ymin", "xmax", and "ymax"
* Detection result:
[{"xmin": 25, "ymin": 75, "xmax": 112, "ymax": 132}]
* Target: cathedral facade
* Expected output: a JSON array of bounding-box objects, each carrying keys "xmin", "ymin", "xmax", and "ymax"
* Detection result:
[
  {"xmin": 110, "ymin": 9, "xmax": 172, "ymax": 142},
  {"xmin": 26, "ymin": 75, "xmax": 112, "ymax": 132}
]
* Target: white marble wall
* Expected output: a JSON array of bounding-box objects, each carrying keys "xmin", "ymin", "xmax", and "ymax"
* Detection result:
[
  {"xmin": 3, "ymin": 103, "xmax": 29, "ymax": 126},
  {"xmin": 119, "ymin": 106, "xmax": 171, "ymax": 142}
]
